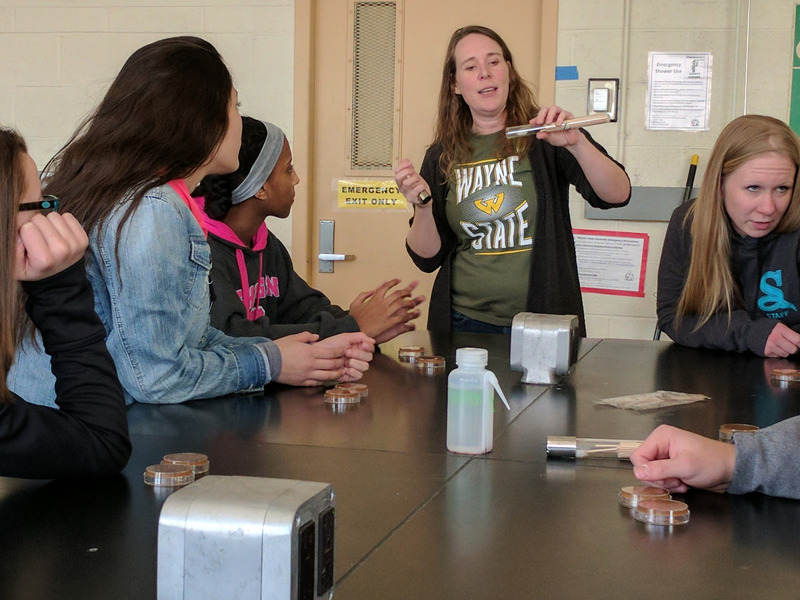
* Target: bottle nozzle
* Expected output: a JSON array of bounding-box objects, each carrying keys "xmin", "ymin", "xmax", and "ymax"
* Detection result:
[{"xmin": 487, "ymin": 372, "xmax": 510, "ymax": 410}]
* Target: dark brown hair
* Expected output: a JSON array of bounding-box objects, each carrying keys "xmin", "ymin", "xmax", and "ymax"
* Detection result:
[
  {"xmin": 43, "ymin": 36, "xmax": 233, "ymax": 242},
  {"xmin": 433, "ymin": 25, "xmax": 540, "ymax": 178},
  {"xmin": 0, "ymin": 128, "xmax": 29, "ymax": 402}
]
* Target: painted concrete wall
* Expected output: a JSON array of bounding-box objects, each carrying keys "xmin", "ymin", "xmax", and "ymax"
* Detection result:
[
  {"xmin": 558, "ymin": 0, "xmax": 795, "ymax": 339},
  {"xmin": 1, "ymin": 1, "xmax": 794, "ymax": 339},
  {"xmin": 0, "ymin": 0, "xmax": 295, "ymax": 244}
]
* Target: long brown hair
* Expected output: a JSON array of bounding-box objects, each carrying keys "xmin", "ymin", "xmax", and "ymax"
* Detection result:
[
  {"xmin": 432, "ymin": 25, "xmax": 540, "ymax": 178},
  {"xmin": 0, "ymin": 128, "xmax": 29, "ymax": 402},
  {"xmin": 43, "ymin": 36, "xmax": 233, "ymax": 242},
  {"xmin": 677, "ymin": 115, "xmax": 800, "ymax": 328}
]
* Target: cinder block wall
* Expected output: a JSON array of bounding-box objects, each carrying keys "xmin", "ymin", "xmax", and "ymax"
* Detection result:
[
  {"xmin": 557, "ymin": 0, "xmax": 795, "ymax": 339},
  {"xmin": 0, "ymin": 0, "xmax": 295, "ymax": 244},
  {"xmin": 2, "ymin": 1, "xmax": 794, "ymax": 339}
]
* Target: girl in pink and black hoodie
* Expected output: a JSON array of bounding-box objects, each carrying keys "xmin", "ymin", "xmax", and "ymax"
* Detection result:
[{"xmin": 194, "ymin": 117, "xmax": 424, "ymax": 344}]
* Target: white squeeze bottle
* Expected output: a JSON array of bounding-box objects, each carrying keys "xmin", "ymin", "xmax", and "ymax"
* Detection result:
[{"xmin": 447, "ymin": 347, "xmax": 510, "ymax": 454}]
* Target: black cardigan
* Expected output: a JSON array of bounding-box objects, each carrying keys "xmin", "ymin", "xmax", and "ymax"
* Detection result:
[
  {"xmin": 0, "ymin": 261, "xmax": 131, "ymax": 478},
  {"xmin": 406, "ymin": 131, "xmax": 630, "ymax": 336}
]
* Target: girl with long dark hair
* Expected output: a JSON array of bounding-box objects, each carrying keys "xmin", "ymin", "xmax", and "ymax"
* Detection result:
[{"xmin": 9, "ymin": 37, "xmax": 373, "ymax": 405}]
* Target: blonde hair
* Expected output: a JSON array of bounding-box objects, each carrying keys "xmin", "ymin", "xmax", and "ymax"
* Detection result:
[
  {"xmin": 432, "ymin": 25, "xmax": 539, "ymax": 178},
  {"xmin": 677, "ymin": 115, "xmax": 800, "ymax": 329}
]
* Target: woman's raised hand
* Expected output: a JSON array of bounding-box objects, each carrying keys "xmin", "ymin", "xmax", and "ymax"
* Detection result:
[
  {"xmin": 395, "ymin": 159, "xmax": 432, "ymax": 207},
  {"xmin": 530, "ymin": 105, "xmax": 580, "ymax": 148}
]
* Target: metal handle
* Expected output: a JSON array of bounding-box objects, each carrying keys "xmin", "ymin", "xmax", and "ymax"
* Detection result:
[
  {"xmin": 318, "ymin": 253, "xmax": 355, "ymax": 262},
  {"xmin": 319, "ymin": 220, "xmax": 356, "ymax": 273}
]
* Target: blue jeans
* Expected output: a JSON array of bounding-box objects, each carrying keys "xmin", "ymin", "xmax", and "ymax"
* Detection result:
[{"xmin": 451, "ymin": 310, "xmax": 512, "ymax": 335}]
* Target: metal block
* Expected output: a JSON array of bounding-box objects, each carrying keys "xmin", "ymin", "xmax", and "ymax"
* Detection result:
[
  {"xmin": 158, "ymin": 475, "xmax": 335, "ymax": 600},
  {"xmin": 509, "ymin": 313, "xmax": 578, "ymax": 384}
]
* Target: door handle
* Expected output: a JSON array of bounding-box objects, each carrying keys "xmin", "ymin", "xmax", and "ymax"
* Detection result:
[
  {"xmin": 318, "ymin": 253, "xmax": 355, "ymax": 262},
  {"xmin": 318, "ymin": 220, "xmax": 355, "ymax": 273}
]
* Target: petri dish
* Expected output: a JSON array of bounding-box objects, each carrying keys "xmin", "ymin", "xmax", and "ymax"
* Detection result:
[
  {"xmin": 718, "ymin": 424, "xmax": 759, "ymax": 443},
  {"xmin": 335, "ymin": 382, "xmax": 369, "ymax": 400},
  {"xmin": 144, "ymin": 463, "xmax": 194, "ymax": 487},
  {"xmin": 618, "ymin": 485, "xmax": 671, "ymax": 508},
  {"xmin": 633, "ymin": 499, "xmax": 690, "ymax": 526},
  {"xmin": 415, "ymin": 355, "xmax": 446, "ymax": 375},
  {"xmin": 162, "ymin": 452, "xmax": 210, "ymax": 476},
  {"xmin": 398, "ymin": 346, "xmax": 425, "ymax": 363},
  {"xmin": 770, "ymin": 369, "xmax": 800, "ymax": 388},
  {"xmin": 324, "ymin": 388, "xmax": 361, "ymax": 405}
]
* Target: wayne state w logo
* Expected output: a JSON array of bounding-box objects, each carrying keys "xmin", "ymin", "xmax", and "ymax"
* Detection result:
[{"xmin": 474, "ymin": 193, "xmax": 505, "ymax": 216}]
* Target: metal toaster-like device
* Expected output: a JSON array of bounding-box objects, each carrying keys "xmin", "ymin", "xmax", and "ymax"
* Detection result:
[
  {"xmin": 158, "ymin": 475, "xmax": 335, "ymax": 600},
  {"xmin": 510, "ymin": 312, "xmax": 578, "ymax": 384}
]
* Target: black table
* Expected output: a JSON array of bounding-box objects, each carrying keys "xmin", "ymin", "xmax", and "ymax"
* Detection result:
[{"xmin": 2, "ymin": 333, "xmax": 800, "ymax": 599}]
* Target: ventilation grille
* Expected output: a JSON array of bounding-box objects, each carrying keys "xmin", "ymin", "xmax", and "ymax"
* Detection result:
[{"xmin": 350, "ymin": 1, "xmax": 397, "ymax": 170}]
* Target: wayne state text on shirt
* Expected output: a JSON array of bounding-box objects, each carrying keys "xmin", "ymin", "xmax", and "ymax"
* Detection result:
[{"xmin": 454, "ymin": 155, "xmax": 532, "ymax": 252}]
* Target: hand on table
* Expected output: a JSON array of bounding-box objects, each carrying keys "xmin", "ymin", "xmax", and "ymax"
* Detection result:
[
  {"xmin": 629, "ymin": 424, "xmax": 736, "ymax": 494},
  {"xmin": 763, "ymin": 322, "xmax": 800, "ymax": 357},
  {"xmin": 316, "ymin": 332, "xmax": 375, "ymax": 382},
  {"xmin": 274, "ymin": 332, "xmax": 375, "ymax": 386}
]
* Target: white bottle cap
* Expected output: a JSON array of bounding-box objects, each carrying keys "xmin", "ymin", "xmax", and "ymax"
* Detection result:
[{"xmin": 455, "ymin": 347, "xmax": 488, "ymax": 367}]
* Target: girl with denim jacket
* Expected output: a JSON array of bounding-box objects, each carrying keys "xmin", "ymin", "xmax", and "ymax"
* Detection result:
[{"xmin": 8, "ymin": 37, "xmax": 373, "ymax": 406}]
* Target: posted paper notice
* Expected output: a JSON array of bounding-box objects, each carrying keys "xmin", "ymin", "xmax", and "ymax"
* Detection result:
[
  {"xmin": 647, "ymin": 52, "xmax": 712, "ymax": 131},
  {"xmin": 573, "ymin": 229, "xmax": 649, "ymax": 297}
]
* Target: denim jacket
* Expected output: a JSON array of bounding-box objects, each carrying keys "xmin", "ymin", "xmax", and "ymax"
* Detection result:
[{"xmin": 9, "ymin": 184, "xmax": 281, "ymax": 405}]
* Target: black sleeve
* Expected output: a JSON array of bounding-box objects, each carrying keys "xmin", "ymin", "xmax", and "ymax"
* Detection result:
[
  {"xmin": 556, "ymin": 129, "xmax": 631, "ymax": 209},
  {"xmin": 656, "ymin": 203, "xmax": 776, "ymax": 354},
  {"xmin": 0, "ymin": 261, "xmax": 131, "ymax": 478},
  {"xmin": 406, "ymin": 144, "xmax": 457, "ymax": 273}
]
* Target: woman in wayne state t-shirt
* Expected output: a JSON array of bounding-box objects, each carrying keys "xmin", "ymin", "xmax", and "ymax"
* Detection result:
[
  {"xmin": 446, "ymin": 132, "xmax": 536, "ymax": 326},
  {"xmin": 394, "ymin": 25, "xmax": 630, "ymax": 335}
]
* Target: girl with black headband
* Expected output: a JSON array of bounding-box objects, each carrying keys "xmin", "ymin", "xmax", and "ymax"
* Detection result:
[{"xmin": 195, "ymin": 117, "xmax": 424, "ymax": 344}]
